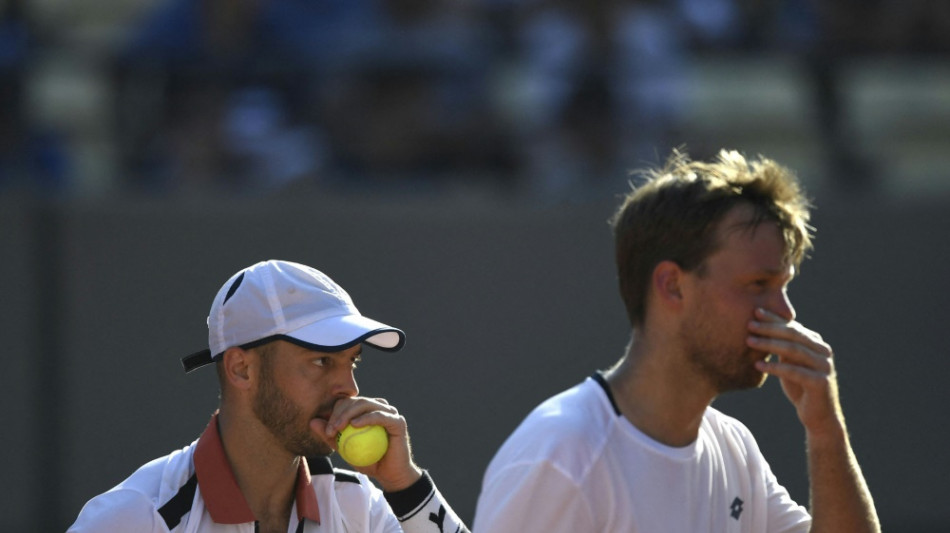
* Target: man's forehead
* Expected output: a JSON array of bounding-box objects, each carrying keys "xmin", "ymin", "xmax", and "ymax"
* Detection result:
[
  {"xmin": 716, "ymin": 205, "xmax": 784, "ymax": 244},
  {"xmin": 712, "ymin": 214, "xmax": 793, "ymax": 270}
]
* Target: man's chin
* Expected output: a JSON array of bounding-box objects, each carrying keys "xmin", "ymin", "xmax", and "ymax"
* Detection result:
[{"xmin": 717, "ymin": 365, "xmax": 769, "ymax": 393}]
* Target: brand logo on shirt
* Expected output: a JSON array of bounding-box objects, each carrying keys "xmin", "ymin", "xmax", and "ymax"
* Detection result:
[
  {"xmin": 730, "ymin": 497, "xmax": 744, "ymax": 520},
  {"xmin": 429, "ymin": 505, "xmax": 446, "ymax": 532}
]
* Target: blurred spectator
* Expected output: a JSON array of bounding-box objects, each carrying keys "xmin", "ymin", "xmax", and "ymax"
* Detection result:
[
  {"xmin": 611, "ymin": 0, "xmax": 690, "ymax": 174},
  {"xmin": 112, "ymin": 0, "xmax": 508, "ymax": 195},
  {"xmin": 112, "ymin": 0, "xmax": 351, "ymax": 194},
  {"xmin": 678, "ymin": 0, "xmax": 820, "ymax": 52},
  {"xmin": 511, "ymin": 0, "xmax": 687, "ymax": 199},
  {"xmin": 313, "ymin": 0, "xmax": 510, "ymax": 188},
  {"xmin": 0, "ymin": 0, "xmax": 70, "ymax": 196}
]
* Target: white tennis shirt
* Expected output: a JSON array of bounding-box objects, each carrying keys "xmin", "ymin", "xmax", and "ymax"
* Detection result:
[
  {"xmin": 69, "ymin": 414, "xmax": 466, "ymax": 533},
  {"xmin": 474, "ymin": 374, "xmax": 811, "ymax": 533}
]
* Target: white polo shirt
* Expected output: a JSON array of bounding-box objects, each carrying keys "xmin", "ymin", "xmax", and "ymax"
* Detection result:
[
  {"xmin": 69, "ymin": 414, "xmax": 466, "ymax": 533},
  {"xmin": 474, "ymin": 374, "xmax": 811, "ymax": 533}
]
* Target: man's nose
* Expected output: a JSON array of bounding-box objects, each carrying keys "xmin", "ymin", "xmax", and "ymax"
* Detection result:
[
  {"xmin": 332, "ymin": 368, "xmax": 359, "ymax": 399},
  {"xmin": 771, "ymin": 289, "xmax": 796, "ymax": 322}
]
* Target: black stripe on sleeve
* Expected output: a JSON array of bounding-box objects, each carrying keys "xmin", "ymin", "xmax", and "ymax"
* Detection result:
[
  {"xmin": 158, "ymin": 473, "xmax": 198, "ymax": 529},
  {"xmin": 308, "ymin": 456, "xmax": 362, "ymax": 484},
  {"xmin": 333, "ymin": 470, "xmax": 362, "ymax": 484}
]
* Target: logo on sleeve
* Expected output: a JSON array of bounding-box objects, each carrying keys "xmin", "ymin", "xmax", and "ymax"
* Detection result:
[
  {"xmin": 730, "ymin": 497, "xmax": 744, "ymax": 520},
  {"xmin": 429, "ymin": 505, "xmax": 446, "ymax": 532}
]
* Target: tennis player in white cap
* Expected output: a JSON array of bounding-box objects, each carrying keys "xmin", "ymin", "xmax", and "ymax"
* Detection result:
[{"xmin": 69, "ymin": 260, "xmax": 468, "ymax": 533}]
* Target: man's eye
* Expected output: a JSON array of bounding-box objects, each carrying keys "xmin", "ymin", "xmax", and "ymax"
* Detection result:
[{"xmin": 313, "ymin": 357, "xmax": 330, "ymax": 367}]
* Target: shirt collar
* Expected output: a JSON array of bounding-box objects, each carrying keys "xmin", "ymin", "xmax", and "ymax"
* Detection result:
[{"xmin": 194, "ymin": 413, "xmax": 321, "ymax": 524}]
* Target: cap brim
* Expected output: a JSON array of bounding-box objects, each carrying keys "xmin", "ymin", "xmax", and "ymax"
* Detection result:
[{"xmin": 286, "ymin": 313, "xmax": 406, "ymax": 353}]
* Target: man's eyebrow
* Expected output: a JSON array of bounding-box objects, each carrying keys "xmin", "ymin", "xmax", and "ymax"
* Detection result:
[{"xmin": 754, "ymin": 266, "xmax": 796, "ymax": 281}]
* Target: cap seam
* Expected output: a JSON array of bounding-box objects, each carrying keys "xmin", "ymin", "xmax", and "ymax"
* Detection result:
[{"xmin": 261, "ymin": 264, "xmax": 286, "ymax": 330}]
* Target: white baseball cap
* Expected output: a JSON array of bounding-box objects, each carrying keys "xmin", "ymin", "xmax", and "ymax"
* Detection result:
[{"xmin": 182, "ymin": 260, "xmax": 405, "ymax": 372}]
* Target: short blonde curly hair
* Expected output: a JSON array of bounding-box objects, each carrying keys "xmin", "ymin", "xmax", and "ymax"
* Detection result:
[{"xmin": 610, "ymin": 148, "xmax": 814, "ymax": 327}]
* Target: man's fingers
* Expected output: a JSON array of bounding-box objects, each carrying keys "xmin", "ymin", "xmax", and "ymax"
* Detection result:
[
  {"xmin": 755, "ymin": 357, "xmax": 830, "ymax": 382},
  {"xmin": 325, "ymin": 397, "xmax": 399, "ymax": 436},
  {"xmin": 748, "ymin": 310, "xmax": 833, "ymax": 372},
  {"xmin": 747, "ymin": 334, "xmax": 833, "ymax": 374}
]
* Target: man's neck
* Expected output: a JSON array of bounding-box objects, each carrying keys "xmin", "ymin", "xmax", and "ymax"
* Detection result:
[
  {"xmin": 217, "ymin": 410, "xmax": 300, "ymax": 531},
  {"xmin": 604, "ymin": 339, "xmax": 716, "ymax": 447}
]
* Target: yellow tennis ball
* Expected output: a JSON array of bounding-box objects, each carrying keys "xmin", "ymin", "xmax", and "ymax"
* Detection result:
[{"xmin": 336, "ymin": 424, "xmax": 389, "ymax": 467}]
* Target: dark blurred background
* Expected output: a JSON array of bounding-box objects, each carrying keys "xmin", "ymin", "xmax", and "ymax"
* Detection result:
[{"xmin": 1, "ymin": 0, "xmax": 948, "ymax": 531}]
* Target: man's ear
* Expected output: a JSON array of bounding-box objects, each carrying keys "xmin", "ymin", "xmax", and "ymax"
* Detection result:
[
  {"xmin": 221, "ymin": 347, "xmax": 254, "ymax": 391},
  {"xmin": 652, "ymin": 260, "xmax": 684, "ymax": 310}
]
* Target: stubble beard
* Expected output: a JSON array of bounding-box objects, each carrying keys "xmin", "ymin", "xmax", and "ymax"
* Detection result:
[
  {"xmin": 253, "ymin": 360, "xmax": 334, "ymax": 458},
  {"xmin": 681, "ymin": 305, "xmax": 768, "ymax": 394}
]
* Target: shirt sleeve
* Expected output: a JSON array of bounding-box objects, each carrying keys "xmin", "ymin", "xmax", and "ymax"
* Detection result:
[
  {"xmin": 473, "ymin": 461, "xmax": 594, "ymax": 533},
  {"xmin": 732, "ymin": 418, "xmax": 811, "ymax": 533},
  {"xmin": 67, "ymin": 489, "xmax": 167, "ymax": 533},
  {"xmin": 384, "ymin": 470, "xmax": 469, "ymax": 533},
  {"xmin": 763, "ymin": 461, "xmax": 812, "ymax": 533}
]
